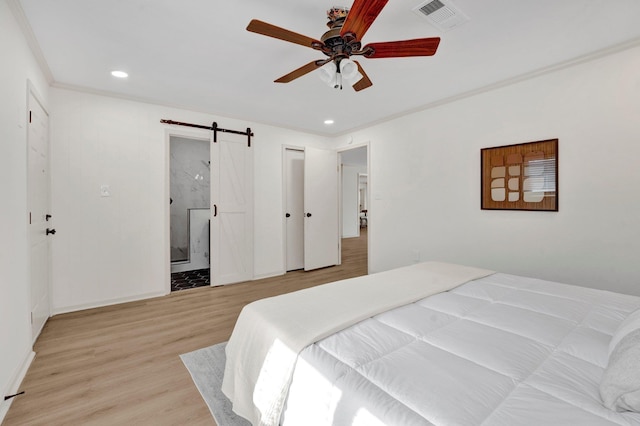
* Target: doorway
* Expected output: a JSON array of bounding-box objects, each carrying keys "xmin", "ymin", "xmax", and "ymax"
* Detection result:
[{"xmin": 169, "ymin": 135, "xmax": 211, "ymax": 291}]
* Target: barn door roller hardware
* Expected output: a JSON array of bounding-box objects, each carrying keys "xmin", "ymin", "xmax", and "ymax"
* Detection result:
[{"xmin": 160, "ymin": 119, "xmax": 253, "ymax": 147}]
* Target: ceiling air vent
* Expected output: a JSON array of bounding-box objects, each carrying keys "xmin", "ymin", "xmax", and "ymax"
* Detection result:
[{"xmin": 413, "ymin": 0, "xmax": 469, "ymax": 32}]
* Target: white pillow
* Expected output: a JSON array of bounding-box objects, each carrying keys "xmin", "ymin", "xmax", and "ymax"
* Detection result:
[{"xmin": 600, "ymin": 309, "xmax": 640, "ymax": 412}]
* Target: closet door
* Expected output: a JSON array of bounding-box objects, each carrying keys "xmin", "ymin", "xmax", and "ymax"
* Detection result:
[
  {"xmin": 303, "ymin": 147, "xmax": 339, "ymax": 271},
  {"xmin": 284, "ymin": 148, "xmax": 304, "ymax": 271},
  {"xmin": 210, "ymin": 133, "xmax": 253, "ymax": 285}
]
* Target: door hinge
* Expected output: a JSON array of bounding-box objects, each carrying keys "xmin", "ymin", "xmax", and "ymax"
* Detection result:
[
  {"xmin": 29, "ymin": 111, "xmax": 32, "ymax": 123},
  {"xmin": 29, "ymin": 212, "xmax": 32, "ymax": 224}
]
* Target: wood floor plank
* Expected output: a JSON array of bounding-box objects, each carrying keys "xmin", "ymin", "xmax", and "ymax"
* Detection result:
[{"xmin": 4, "ymin": 230, "xmax": 367, "ymax": 425}]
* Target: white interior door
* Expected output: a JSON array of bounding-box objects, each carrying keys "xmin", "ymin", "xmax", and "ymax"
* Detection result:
[
  {"xmin": 304, "ymin": 147, "xmax": 339, "ymax": 271},
  {"xmin": 28, "ymin": 92, "xmax": 51, "ymax": 341},
  {"xmin": 285, "ymin": 148, "xmax": 304, "ymax": 271},
  {"xmin": 211, "ymin": 133, "xmax": 253, "ymax": 285}
]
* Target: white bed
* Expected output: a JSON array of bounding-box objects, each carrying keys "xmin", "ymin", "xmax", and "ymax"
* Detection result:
[{"xmin": 222, "ymin": 262, "xmax": 640, "ymax": 426}]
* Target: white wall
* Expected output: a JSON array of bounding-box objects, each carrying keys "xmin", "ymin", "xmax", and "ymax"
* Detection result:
[
  {"xmin": 50, "ymin": 88, "xmax": 331, "ymax": 312},
  {"xmin": 0, "ymin": 1, "xmax": 50, "ymax": 419},
  {"xmin": 342, "ymin": 165, "xmax": 366, "ymax": 238},
  {"xmin": 337, "ymin": 45, "xmax": 640, "ymax": 296},
  {"xmin": 251, "ymin": 129, "xmax": 331, "ymax": 279}
]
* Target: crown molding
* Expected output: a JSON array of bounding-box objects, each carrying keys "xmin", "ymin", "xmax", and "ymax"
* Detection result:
[
  {"xmin": 334, "ymin": 36, "xmax": 640, "ymax": 137},
  {"xmin": 6, "ymin": 0, "xmax": 54, "ymax": 84}
]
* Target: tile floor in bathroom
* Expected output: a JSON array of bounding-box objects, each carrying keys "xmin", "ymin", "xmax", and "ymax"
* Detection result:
[{"xmin": 170, "ymin": 268, "xmax": 210, "ymax": 292}]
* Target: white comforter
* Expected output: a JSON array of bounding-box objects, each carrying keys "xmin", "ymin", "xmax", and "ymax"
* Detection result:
[
  {"xmin": 282, "ymin": 273, "xmax": 640, "ymax": 425},
  {"xmin": 222, "ymin": 262, "xmax": 494, "ymax": 425}
]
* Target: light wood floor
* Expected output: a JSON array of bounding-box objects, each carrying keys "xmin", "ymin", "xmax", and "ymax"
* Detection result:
[{"xmin": 4, "ymin": 229, "xmax": 368, "ymax": 426}]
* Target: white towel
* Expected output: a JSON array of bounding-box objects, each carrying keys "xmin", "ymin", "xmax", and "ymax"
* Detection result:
[{"xmin": 601, "ymin": 328, "xmax": 640, "ymax": 412}]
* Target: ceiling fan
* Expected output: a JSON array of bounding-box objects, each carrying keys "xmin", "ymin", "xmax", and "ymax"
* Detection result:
[{"xmin": 247, "ymin": 0, "xmax": 441, "ymax": 91}]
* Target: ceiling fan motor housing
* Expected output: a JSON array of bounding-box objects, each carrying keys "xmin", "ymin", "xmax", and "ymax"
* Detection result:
[{"xmin": 321, "ymin": 26, "xmax": 362, "ymax": 58}]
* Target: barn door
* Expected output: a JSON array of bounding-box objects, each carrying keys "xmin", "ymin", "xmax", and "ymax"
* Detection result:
[
  {"xmin": 303, "ymin": 147, "xmax": 339, "ymax": 271},
  {"xmin": 210, "ymin": 133, "xmax": 253, "ymax": 285}
]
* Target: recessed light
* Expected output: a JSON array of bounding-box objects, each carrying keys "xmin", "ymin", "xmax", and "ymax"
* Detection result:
[
  {"xmin": 111, "ymin": 70, "xmax": 128, "ymax": 78},
  {"xmin": 324, "ymin": 119, "xmax": 334, "ymax": 125}
]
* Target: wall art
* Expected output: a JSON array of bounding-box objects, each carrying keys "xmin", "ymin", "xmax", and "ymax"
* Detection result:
[{"xmin": 481, "ymin": 139, "xmax": 558, "ymax": 211}]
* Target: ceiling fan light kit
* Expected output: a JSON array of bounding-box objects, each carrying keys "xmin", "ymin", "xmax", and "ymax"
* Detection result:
[
  {"xmin": 319, "ymin": 62, "xmax": 340, "ymax": 88},
  {"xmin": 318, "ymin": 58, "xmax": 364, "ymax": 90},
  {"xmin": 246, "ymin": 0, "xmax": 440, "ymax": 92},
  {"xmin": 339, "ymin": 59, "xmax": 361, "ymax": 81}
]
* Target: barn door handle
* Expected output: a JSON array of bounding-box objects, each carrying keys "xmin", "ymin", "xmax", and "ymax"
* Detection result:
[
  {"xmin": 46, "ymin": 228, "xmax": 56, "ymax": 235},
  {"xmin": 306, "ymin": 213, "xmax": 312, "ymax": 217},
  {"xmin": 213, "ymin": 204, "xmax": 217, "ymax": 217}
]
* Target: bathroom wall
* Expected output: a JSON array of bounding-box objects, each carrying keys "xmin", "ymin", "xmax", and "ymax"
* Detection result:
[{"xmin": 170, "ymin": 136, "xmax": 210, "ymax": 263}]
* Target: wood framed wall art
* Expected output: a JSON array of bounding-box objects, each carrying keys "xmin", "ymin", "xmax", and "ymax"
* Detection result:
[{"xmin": 481, "ymin": 139, "xmax": 558, "ymax": 211}]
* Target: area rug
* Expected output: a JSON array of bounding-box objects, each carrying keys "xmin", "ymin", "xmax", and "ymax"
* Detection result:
[{"xmin": 180, "ymin": 342, "xmax": 251, "ymax": 426}]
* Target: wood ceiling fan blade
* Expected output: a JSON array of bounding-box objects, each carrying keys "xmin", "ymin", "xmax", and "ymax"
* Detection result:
[
  {"xmin": 352, "ymin": 61, "xmax": 372, "ymax": 92},
  {"xmin": 274, "ymin": 60, "xmax": 325, "ymax": 83},
  {"xmin": 247, "ymin": 19, "xmax": 323, "ymax": 49},
  {"xmin": 340, "ymin": 0, "xmax": 389, "ymax": 41},
  {"xmin": 364, "ymin": 37, "xmax": 441, "ymax": 58}
]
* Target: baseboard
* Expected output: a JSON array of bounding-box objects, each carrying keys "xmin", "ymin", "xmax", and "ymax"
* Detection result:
[
  {"xmin": 252, "ymin": 270, "xmax": 285, "ymax": 280},
  {"xmin": 0, "ymin": 349, "xmax": 35, "ymax": 424},
  {"xmin": 52, "ymin": 291, "xmax": 167, "ymax": 315},
  {"xmin": 52, "ymin": 269, "xmax": 294, "ymax": 315},
  {"xmin": 342, "ymin": 233, "xmax": 360, "ymax": 239}
]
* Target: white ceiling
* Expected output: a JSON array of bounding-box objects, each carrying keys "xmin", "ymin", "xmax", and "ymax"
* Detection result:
[{"xmin": 17, "ymin": 0, "xmax": 640, "ymax": 136}]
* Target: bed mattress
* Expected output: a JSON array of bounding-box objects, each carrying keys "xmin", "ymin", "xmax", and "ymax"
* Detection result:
[{"xmin": 282, "ymin": 273, "xmax": 640, "ymax": 425}]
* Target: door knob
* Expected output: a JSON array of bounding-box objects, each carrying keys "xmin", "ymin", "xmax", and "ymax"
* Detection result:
[
  {"xmin": 306, "ymin": 213, "xmax": 312, "ymax": 217},
  {"xmin": 285, "ymin": 213, "xmax": 291, "ymax": 218},
  {"xmin": 46, "ymin": 228, "xmax": 56, "ymax": 235}
]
